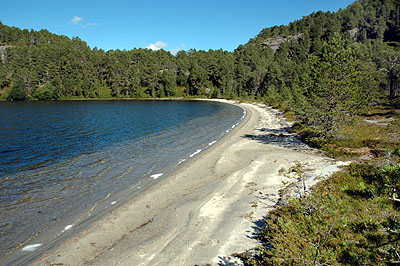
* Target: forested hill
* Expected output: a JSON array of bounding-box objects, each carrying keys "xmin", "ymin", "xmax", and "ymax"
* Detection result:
[
  {"xmin": 250, "ymin": 0, "xmax": 400, "ymax": 48},
  {"xmin": 0, "ymin": 0, "xmax": 399, "ymax": 102}
]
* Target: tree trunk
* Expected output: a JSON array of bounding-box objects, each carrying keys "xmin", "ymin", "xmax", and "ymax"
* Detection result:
[{"xmin": 389, "ymin": 76, "xmax": 397, "ymax": 100}]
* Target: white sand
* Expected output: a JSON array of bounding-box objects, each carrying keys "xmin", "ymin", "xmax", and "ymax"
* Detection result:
[{"xmin": 35, "ymin": 101, "xmax": 344, "ymax": 266}]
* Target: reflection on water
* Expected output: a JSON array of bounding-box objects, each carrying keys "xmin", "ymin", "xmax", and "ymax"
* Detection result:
[{"xmin": 0, "ymin": 100, "xmax": 243, "ymax": 260}]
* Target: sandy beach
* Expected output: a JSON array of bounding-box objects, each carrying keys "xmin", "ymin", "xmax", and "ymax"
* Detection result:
[{"xmin": 27, "ymin": 101, "xmax": 344, "ymax": 266}]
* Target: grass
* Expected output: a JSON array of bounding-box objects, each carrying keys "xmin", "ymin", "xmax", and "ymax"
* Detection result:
[
  {"xmin": 246, "ymin": 164, "xmax": 400, "ymax": 265},
  {"xmin": 320, "ymin": 105, "xmax": 400, "ymax": 160},
  {"xmin": 241, "ymin": 101, "xmax": 400, "ymax": 266},
  {"xmin": 286, "ymin": 103, "xmax": 400, "ymax": 160}
]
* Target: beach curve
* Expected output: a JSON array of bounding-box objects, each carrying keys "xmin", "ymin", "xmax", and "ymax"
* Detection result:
[{"xmin": 29, "ymin": 100, "xmax": 343, "ymax": 266}]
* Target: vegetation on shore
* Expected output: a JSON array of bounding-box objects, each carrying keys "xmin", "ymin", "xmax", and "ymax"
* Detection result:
[
  {"xmin": 1, "ymin": 0, "xmax": 400, "ymax": 264},
  {"xmin": 1, "ymin": 0, "xmax": 399, "ymax": 104},
  {"xmin": 237, "ymin": 101, "xmax": 400, "ymax": 265}
]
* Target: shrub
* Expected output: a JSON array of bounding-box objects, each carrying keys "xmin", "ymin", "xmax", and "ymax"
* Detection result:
[
  {"xmin": 7, "ymin": 84, "xmax": 27, "ymax": 101},
  {"xmin": 250, "ymin": 163, "xmax": 400, "ymax": 266}
]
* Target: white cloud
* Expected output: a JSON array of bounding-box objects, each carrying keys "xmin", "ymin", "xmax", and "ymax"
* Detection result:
[
  {"xmin": 146, "ymin": 41, "xmax": 186, "ymax": 55},
  {"xmin": 146, "ymin": 41, "xmax": 168, "ymax": 51},
  {"xmin": 156, "ymin": 41, "xmax": 168, "ymax": 49},
  {"xmin": 169, "ymin": 44, "xmax": 186, "ymax": 55},
  {"xmin": 70, "ymin": 16, "xmax": 83, "ymax": 24},
  {"xmin": 69, "ymin": 16, "xmax": 99, "ymax": 29},
  {"xmin": 169, "ymin": 47, "xmax": 180, "ymax": 55}
]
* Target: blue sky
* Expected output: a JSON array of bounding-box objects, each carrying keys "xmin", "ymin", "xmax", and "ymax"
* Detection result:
[{"xmin": 1, "ymin": 0, "xmax": 355, "ymax": 53}]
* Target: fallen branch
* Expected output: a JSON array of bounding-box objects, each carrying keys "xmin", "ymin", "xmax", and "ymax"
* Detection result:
[{"xmin": 392, "ymin": 188, "xmax": 400, "ymax": 203}]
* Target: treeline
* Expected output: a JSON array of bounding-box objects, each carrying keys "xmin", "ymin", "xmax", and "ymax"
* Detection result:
[
  {"xmin": 1, "ymin": 2, "xmax": 400, "ymax": 264},
  {"xmin": 0, "ymin": 27, "xmax": 237, "ymax": 100},
  {"xmin": 0, "ymin": 0, "xmax": 399, "ymax": 105}
]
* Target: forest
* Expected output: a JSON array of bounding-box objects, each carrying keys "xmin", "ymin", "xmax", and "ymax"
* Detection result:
[
  {"xmin": 0, "ymin": 0, "xmax": 399, "ymax": 104},
  {"xmin": 1, "ymin": 0, "xmax": 400, "ymax": 264}
]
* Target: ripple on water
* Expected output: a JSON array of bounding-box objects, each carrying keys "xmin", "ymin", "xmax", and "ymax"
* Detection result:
[{"xmin": 0, "ymin": 100, "xmax": 244, "ymax": 260}]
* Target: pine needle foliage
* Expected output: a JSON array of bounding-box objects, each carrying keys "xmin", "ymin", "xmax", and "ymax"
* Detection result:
[{"xmin": 297, "ymin": 34, "xmax": 370, "ymax": 140}]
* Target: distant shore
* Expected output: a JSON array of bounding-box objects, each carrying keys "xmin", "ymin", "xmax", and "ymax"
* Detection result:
[
  {"xmin": 9, "ymin": 100, "xmax": 344, "ymax": 266},
  {"xmin": 1, "ymin": 96, "xmax": 235, "ymax": 101}
]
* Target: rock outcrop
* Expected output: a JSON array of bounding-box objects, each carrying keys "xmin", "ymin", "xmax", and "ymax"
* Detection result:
[
  {"xmin": 0, "ymin": 45, "xmax": 11, "ymax": 62},
  {"xmin": 261, "ymin": 34, "xmax": 304, "ymax": 52}
]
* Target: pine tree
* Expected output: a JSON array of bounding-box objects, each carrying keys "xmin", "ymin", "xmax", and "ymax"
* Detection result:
[
  {"xmin": 300, "ymin": 34, "xmax": 369, "ymax": 139},
  {"xmin": 7, "ymin": 71, "xmax": 27, "ymax": 100}
]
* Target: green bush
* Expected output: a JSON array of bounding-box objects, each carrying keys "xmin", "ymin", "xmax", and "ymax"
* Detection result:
[
  {"xmin": 33, "ymin": 84, "xmax": 57, "ymax": 100},
  {"xmin": 6, "ymin": 85, "xmax": 27, "ymax": 101},
  {"xmin": 250, "ymin": 163, "xmax": 400, "ymax": 266}
]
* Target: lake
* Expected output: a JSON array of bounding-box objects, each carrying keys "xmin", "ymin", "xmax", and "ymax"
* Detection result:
[{"xmin": 0, "ymin": 100, "xmax": 245, "ymax": 262}]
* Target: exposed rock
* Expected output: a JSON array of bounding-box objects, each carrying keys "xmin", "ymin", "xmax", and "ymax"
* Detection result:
[
  {"xmin": 0, "ymin": 45, "xmax": 12, "ymax": 62},
  {"xmin": 261, "ymin": 28, "xmax": 360, "ymax": 52},
  {"xmin": 363, "ymin": 117, "xmax": 394, "ymax": 126},
  {"xmin": 261, "ymin": 34, "xmax": 304, "ymax": 52},
  {"xmin": 348, "ymin": 28, "xmax": 360, "ymax": 41}
]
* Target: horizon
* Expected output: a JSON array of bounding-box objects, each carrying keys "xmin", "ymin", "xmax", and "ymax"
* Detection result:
[{"xmin": 1, "ymin": 0, "xmax": 355, "ymax": 54}]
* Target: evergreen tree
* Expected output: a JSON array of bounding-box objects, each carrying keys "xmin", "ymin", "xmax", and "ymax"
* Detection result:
[
  {"xmin": 0, "ymin": 0, "xmax": 399, "ymax": 102},
  {"xmin": 383, "ymin": 49, "xmax": 400, "ymax": 99},
  {"xmin": 7, "ymin": 71, "xmax": 27, "ymax": 100},
  {"xmin": 300, "ymin": 34, "xmax": 369, "ymax": 139}
]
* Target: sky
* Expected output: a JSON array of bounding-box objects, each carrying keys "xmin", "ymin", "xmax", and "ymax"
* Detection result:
[{"xmin": 1, "ymin": 0, "xmax": 355, "ymax": 54}]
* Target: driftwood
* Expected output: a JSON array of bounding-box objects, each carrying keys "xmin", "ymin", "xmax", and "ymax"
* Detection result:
[{"xmin": 392, "ymin": 187, "xmax": 400, "ymax": 203}]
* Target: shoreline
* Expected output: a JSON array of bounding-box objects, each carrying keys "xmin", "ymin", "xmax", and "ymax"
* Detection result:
[
  {"xmin": 1, "ymin": 99, "xmax": 246, "ymax": 265},
  {"xmin": 0, "ymin": 97, "xmax": 232, "ymax": 102},
  {"xmin": 5, "ymin": 100, "xmax": 344, "ymax": 266}
]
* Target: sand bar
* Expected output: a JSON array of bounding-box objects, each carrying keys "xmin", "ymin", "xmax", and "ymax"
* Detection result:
[{"xmin": 20, "ymin": 100, "xmax": 343, "ymax": 266}]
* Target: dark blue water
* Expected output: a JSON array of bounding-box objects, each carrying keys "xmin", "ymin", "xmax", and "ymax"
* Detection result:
[{"xmin": 0, "ymin": 100, "xmax": 244, "ymax": 261}]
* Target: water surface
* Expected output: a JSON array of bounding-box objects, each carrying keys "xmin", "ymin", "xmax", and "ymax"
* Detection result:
[{"xmin": 0, "ymin": 100, "xmax": 244, "ymax": 261}]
